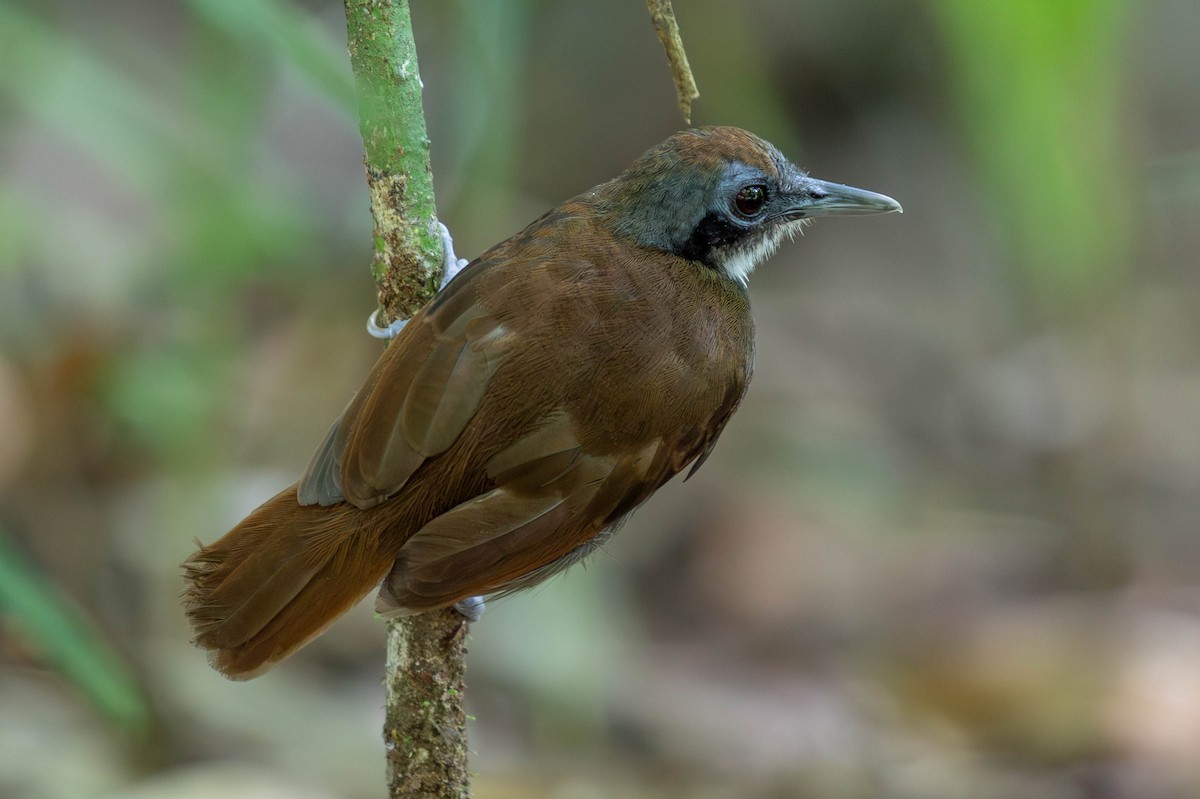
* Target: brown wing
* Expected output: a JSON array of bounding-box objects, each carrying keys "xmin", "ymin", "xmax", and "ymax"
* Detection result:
[
  {"xmin": 298, "ymin": 262, "xmax": 511, "ymax": 509},
  {"xmin": 377, "ymin": 411, "xmax": 677, "ymax": 612}
]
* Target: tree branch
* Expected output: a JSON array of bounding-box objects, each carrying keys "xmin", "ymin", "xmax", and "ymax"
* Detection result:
[
  {"xmin": 346, "ymin": 0, "xmax": 444, "ymax": 322},
  {"xmin": 645, "ymin": 0, "xmax": 699, "ymax": 124},
  {"xmin": 342, "ymin": 2, "xmax": 470, "ymax": 797}
]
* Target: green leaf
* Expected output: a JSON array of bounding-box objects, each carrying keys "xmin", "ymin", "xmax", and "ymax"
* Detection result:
[{"xmin": 0, "ymin": 528, "xmax": 150, "ymax": 733}]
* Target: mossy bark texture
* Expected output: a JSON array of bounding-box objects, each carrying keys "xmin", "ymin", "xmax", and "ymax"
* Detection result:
[{"xmin": 383, "ymin": 612, "xmax": 470, "ymax": 799}]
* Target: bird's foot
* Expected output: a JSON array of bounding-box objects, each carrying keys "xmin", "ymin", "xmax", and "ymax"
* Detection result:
[
  {"xmin": 365, "ymin": 221, "xmax": 469, "ymax": 340},
  {"xmin": 437, "ymin": 220, "xmax": 470, "ymax": 290},
  {"xmin": 366, "ymin": 308, "xmax": 407, "ymax": 339},
  {"xmin": 453, "ymin": 595, "xmax": 485, "ymax": 622}
]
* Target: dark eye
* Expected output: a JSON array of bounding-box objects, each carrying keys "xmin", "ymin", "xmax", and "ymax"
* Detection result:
[{"xmin": 733, "ymin": 185, "xmax": 768, "ymax": 218}]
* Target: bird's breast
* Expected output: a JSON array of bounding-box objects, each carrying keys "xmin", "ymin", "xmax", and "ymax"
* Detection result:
[{"xmin": 485, "ymin": 253, "xmax": 753, "ymax": 455}]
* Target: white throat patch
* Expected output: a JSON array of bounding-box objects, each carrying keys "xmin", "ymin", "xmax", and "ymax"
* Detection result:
[{"xmin": 717, "ymin": 219, "xmax": 809, "ymax": 285}]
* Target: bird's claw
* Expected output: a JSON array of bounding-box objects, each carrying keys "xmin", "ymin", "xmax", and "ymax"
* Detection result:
[
  {"xmin": 437, "ymin": 220, "xmax": 470, "ymax": 290},
  {"xmin": 366, "ymin": 221, "xmax": 469, "ymax": 340},
  {"xmin": 366, "ymin": 308, "xmax": 408, "ymax": 340},
  {"xmin": 453, "ymin": 595, "xmax": 485, "ymax": 622}
]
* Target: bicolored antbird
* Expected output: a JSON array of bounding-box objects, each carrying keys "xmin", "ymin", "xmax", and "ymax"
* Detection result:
[{"xmin": 182, "ymin": 126, "xmax": 901, "ymax": 678}]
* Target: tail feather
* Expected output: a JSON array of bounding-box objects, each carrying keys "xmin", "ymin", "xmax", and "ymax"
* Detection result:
[{"xmin": 182, "ymin": 484, "xmax": 392, "ymax": 680}]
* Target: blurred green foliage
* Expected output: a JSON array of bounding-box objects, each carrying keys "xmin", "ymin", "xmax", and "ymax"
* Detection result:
[
  {"xmin": 0, "ymin": 0, "xmax": 363, "ymax": 731},
  {"xmin": 0, "ymin": 0, "xmax": 364, "ymax": 469},
  {"xmin": 0, "ymin": 528, "xmax": 149, "ymax": 733},
  {"xmin": 928, "ymin": 0, "xmax": 1132, "ymax": 317},
  {"xmin": 185, "ymin": 0, "xmax": 356, "ymax": 115},
  {"xmin": 0, "ymin": 2, "xmax": 352, "ymax": 315}
]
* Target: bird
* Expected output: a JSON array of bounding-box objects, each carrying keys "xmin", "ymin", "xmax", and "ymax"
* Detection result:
[{"xmin": 181, "ymin": 126, "xmax": 901, "ymax": 679}]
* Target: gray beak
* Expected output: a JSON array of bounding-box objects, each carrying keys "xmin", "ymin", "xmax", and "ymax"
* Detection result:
[{"xmin": 781, "ymin": 178, "xmax": 902, "ymax": 219}]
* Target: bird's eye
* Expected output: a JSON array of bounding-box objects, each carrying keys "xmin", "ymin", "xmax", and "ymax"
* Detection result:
[{"xmin": 733, "ymin": 185, "xmax": 768, "ymax": 218}]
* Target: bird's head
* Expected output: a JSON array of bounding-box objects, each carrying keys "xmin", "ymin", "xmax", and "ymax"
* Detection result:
[{"xmin": 598, "ymin": 126, "xmax": 901, "ymax": 284}]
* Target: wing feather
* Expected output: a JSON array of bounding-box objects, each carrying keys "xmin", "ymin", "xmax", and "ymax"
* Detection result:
[
  {"xmin": 296, "ymin": 410, "xmax": 346, "ymax": 506},
  {"xmin": 296, "ymin": 264, "xmax": 509, "ymax": 509}
]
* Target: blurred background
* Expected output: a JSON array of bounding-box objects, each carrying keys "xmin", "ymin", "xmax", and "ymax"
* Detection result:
[{"xmin": 2, "ymin": 0, "xmax": 1199, "ymax": 797}]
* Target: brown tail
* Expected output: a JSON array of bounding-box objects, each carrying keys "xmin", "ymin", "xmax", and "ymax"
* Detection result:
[{"xmin": 181, "ymin": 484, "xmax": 392, "ymax": 679}]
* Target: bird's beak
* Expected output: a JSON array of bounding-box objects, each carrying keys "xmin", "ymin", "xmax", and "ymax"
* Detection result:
[{"xmin": 780, "ymin": 178, "xmax": 902, "ymax": 219}]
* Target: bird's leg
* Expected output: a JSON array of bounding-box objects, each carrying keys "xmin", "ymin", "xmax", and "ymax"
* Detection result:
[
  {"xmin": 366, "ymin": 221, "xmax": 470, "ymax": 340},
  {"xmin": 437, "ymin": 221, "xmax": 471, "ymax": 289},
  {"xmin": 452, "ymin": 595, "xmax": 486, "ymax": 622}
]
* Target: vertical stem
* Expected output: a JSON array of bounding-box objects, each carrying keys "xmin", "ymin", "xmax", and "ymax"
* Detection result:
[
  {"xmin": 342, "ymin": 2, "xmax": 471, "ymax": 797},
  {"xmin": 345, "ymin": 0, "xmax": 444, "ymax": 321},
  {"xmin": 645, "ymin": 0, "xmax": 699, "ymax": 124},
  {"xmin": 383, "ymin": 613, "xmax": 470, "ymax": 798}
]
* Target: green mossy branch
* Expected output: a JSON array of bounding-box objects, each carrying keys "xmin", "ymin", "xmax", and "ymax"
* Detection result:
[
  {"xmin": 341, "ymin": 2, "xmax": 470, "ymax": 797},
  {"xmin": 344, "ymin": 0, "xmax": 443, "ymax": 321}
]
